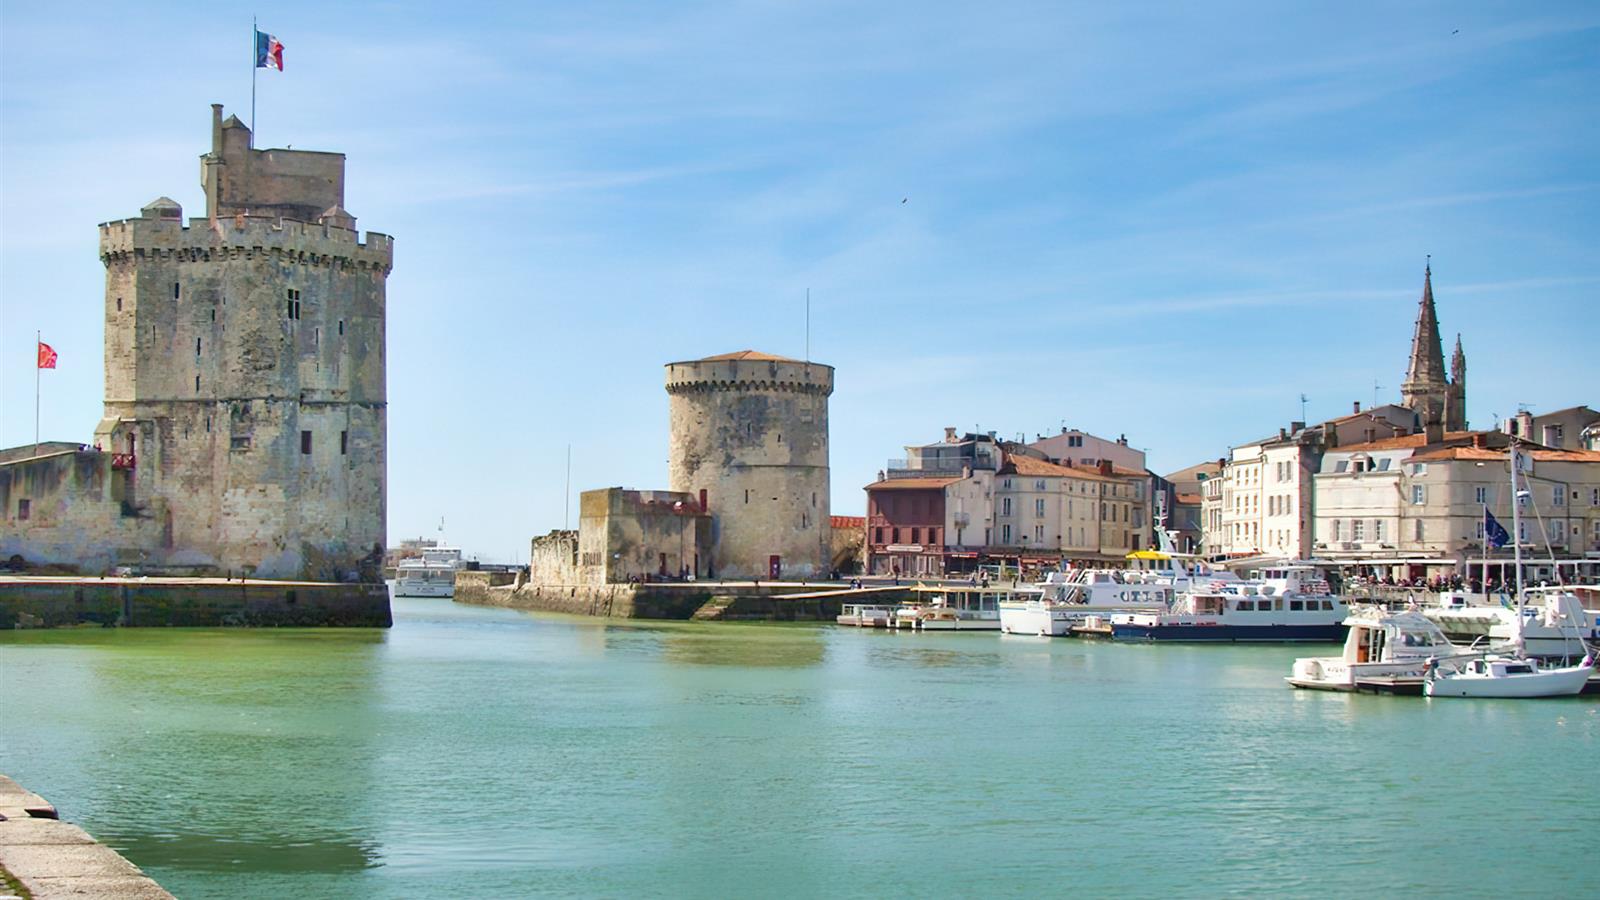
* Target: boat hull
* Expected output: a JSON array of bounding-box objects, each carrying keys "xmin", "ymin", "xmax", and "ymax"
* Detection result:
[
  {"xmin": 393, "ymin": 582, "xmax": 455, "ymax": 598},
  {"xmin": 1114, "ymin": 623, "xmax": 1348, "ymax": 643},
  {"xmin": 1425, "ymin": 665, "xmax": 1594, "ymax": 698}
]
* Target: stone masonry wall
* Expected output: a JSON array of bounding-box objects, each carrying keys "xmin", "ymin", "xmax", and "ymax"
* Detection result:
[
  {"xmin": 665, "ymin": 358, "xmax": 833, "ymax": 579},
  {"xmin": 0, "ymin": 450, "xmax": 163, "ymax": 572},
  {"xmin": 93, "ymin": 208, "xmax": 390, "ymax": 580}
]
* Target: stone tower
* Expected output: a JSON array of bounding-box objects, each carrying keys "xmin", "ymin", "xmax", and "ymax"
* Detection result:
[
  {"xmin": 1400, "ymin": 264, "xmax": 1466, "ymax": 435},
  {"xmin": 665, "ymin": 351, "xmax": 833, "ymax": 579},
  {"xmin": 93, "ymin": 105, "xmax": 393, "ymax": 580}
]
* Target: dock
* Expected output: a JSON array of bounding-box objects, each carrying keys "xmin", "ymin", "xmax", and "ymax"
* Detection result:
[{"xmin": 0, "ymin": 774, "xmax": 173, "ymax": 899}]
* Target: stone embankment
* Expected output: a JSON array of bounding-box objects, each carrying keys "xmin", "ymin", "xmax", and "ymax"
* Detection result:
[
  {"xmin": 0, "ymin": 576, "xmax": 392, "ymax": 628},
  {"xmin": 0, "ymin": 775, "xmax": 172, "ymax": 899},
  {"xmin": 454, "ymin": 570, "xmax": 907, "ymax": 621}
]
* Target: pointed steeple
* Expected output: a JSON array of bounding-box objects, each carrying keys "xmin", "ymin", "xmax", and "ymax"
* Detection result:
[
  {"xmin": 1451, "ymin": 332, "xmax": 1465, "ymax": 382},
  {"xmin": 1403, "ymin": 262, "xmax": 1447, "ymax": 390}
]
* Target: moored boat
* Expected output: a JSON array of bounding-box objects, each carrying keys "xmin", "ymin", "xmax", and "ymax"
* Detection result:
[
  {"xmin": 1286, "ymin": 606, "xmax": 1466, "ymax": 691},
  {"xmin": 1423, "ymin": 653, "xmax": 1595, "ymax": 698},
  {"xmin": 394, "ymin": 546, "xmax": 465, "ymax": 597},
  {"xmin": 1113, "ymin": 565, "xmax": 1349, "ymax": 643}
]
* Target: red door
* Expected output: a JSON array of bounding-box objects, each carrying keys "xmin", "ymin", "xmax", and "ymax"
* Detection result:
[{"xmin": 769, "ymin": 555, "xmax": 781, "ymax": 579}]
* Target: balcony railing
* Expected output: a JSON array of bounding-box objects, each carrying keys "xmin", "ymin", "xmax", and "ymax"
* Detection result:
[{"xmin": 884, "ymin": 456, "xmax": 992, "ymax": 478}]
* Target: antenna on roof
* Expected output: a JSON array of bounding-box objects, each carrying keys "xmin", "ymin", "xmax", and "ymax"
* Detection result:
[
  {"xmin": 1299, "ymin": 393, "xmax": 1308, "ymax": 423},
  {"xmin": 805, "ymin": 288, "xmax": 810, "ymax": 364},
  {"xmin": 1372, "ymin": 380, "xmax": 1383, "ymax": 409}
]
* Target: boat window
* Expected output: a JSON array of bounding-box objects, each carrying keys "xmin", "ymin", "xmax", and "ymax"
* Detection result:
[
  {"xmin": 1505, "ymin": 664, "xmax": 1533, "ymax": 675},
  {"xmin": 1289, "ymin": 600, "xmax": 1303, "ymax": 611},
  {"xmin": 1320, "ymin": 600, "xmax": 1333, "ymax": 611},
  {"xmin": 1273, "ymin": 598, "xmax": 1283, "ymax": 611}
]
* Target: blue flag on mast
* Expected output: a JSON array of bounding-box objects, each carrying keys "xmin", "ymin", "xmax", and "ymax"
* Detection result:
[{"xmin": 1484, "ymin": 508, "xmax": 1510, "ymax": 548}]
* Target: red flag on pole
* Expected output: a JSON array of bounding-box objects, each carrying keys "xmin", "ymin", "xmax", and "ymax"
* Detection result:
[{"xmin": 38, "ymin": 341, "xmax": 57, "ymax": 368}]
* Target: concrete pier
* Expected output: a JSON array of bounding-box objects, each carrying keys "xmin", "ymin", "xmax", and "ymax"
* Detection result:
[
  {"xmin": 0, "ymin": 576, "xmax": 392, "ymax": 628},
  {"xmin": 0, "ymin": 775, "xmax": 173, "ymax": 899}
]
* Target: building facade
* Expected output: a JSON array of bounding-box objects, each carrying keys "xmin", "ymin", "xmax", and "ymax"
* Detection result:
[{"xmin": 2, "ymin": 105, "xmax": 392, "ymax": 581}]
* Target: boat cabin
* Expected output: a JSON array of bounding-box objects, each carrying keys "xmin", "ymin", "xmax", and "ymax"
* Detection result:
[{"xmin": 1345, "ymin": 612, "xmax": 1452, "ymax": 664}]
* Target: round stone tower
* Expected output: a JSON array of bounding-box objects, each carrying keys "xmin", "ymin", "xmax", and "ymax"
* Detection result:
[{"xmin": 665, "ymin": 351, "xmax": 833, "ymax": 580}]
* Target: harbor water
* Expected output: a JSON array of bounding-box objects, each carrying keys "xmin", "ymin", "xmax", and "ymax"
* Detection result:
[{"xmin": 2, "ymin": 596, "xmax": 1595, "ymax": 898}]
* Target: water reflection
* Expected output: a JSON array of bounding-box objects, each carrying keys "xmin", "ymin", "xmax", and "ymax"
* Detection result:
[
  {"xmin": 103, "ymin": 828, "xmax": 382, "ymax": 873},
  {"xmin": 658, "ymin": 624, "xmax": 824, "ymax": 668}
]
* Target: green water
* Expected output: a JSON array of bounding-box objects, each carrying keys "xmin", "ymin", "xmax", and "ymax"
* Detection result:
[{"xmin": 1, "ymin": 597, "xmax": 1596, "ymax": 898}]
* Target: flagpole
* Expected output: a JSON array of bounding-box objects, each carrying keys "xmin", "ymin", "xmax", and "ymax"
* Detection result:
[
  {"xmin": 250, "ymin": 17, "xmax": 257, "ymax": 147},
  {"xmin": 35, "ymin": 330, "xmax": 41, "ymax": 458}
]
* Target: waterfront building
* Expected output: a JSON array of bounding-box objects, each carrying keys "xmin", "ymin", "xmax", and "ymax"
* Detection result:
[
  {"xmin": 1503, "ymin": 405, "xmax": 1600, "ymax": 451},
  {"xmin": 1, "ymin": 105, "xmax": 392, "ymax": 581},
  {"xmin": 1311, "ymin": 431, "xmax": 1600, "ymax": 582},
  {"xmin": 1161, "ymin": 460, "xmax": 1221, "ymax": 553},
  {"xmin": 1026, "ymin": 428, "xmax": 1145, "ymax": 472},
  {"xmin": 864, "ymin": 429, "xmax": 1147, "ymax": 575}
]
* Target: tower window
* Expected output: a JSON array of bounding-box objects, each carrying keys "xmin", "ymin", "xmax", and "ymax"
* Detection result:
[
  {"xmin": 744, "ymin": 489, "xmax": 750, "ymax": 504},
  {"xmin": 338, "ymin": 320, "xmax": 344, "ymax": 336},
  {"xmin": 173, "ymin": 282, "xmax": 181, "ymax": 299},
  {"xmin": 17, "ymin": 499, "xmax": 30, "ymax": 520},
  {"xmin": 340, "ymin": 431, "xmax": 348, "ymax": 455},
  {"xmin": 116, "ymin": 298, "xmax": 122, "ymax": 312},
  {"xmin": 196, "ymin": 337, "xmax": 202, "ymax": 356},
  {"xmin": 301, "ymin": 431, "xmax": 312, "ymax": 455},
  {"xmin": 195, "ymin": 374, "xmax": 200, "ymax": 391}
]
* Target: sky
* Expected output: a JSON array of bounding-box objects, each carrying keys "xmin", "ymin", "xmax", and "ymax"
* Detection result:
[{"xmin": 2, "ymin": 2, "xmax": 1597, "ymax": 562}]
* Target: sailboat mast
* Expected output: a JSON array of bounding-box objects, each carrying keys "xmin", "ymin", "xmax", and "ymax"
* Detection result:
[{"xmin": 1510, "ymin": 442, "xmax": 1526, "ymax": 632}]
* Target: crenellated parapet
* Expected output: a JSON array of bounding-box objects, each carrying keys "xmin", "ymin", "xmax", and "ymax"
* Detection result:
[
  {"xmin": 664, "ymin": 357, "xmax": 834, "ymax": 397},
  {"xmin": 99, "ymin": 214, "xmax": 393, "ymax": 274}
]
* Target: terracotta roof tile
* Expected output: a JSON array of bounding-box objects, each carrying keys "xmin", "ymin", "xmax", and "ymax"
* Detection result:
[
  {"xmin": 1331, "ymin": 430, "xmax": 1485, "ymax": 452},
  {"xmin": 1412, "ymin": 446, "xmax": 1600, "ymax": 463},
  {"xmin": 864, "ymin": 477, "xmax": 962, "ymax": 490},
  {"xmin": 1003, "ymin": 456, "xmax": 1117, "ymax": 480},
  {"xmin": 700, "ymin": 350, "xmax": 801, "ymax": 362}
]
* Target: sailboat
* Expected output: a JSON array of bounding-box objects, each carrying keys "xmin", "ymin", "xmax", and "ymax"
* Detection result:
[{"xmin": 1424, "ymin": 444, "xmax": 1595, "ymax": 698}]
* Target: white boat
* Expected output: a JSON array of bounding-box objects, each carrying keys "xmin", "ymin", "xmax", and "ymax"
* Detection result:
[
  {"xmin": 1424, "ymin": 653, "xmax": 1594, "ymax": 698},
  {"xmin": 1287, "ymin": 606, "xmax": 1466, "ymax": 691},
  {"xmin": 394, "ymin": 546, "xmax": 465, "ymax": 597},
  {"xmin": 1423, "ymin": 586, "xmax": 1599, "ymax": 659},
  {"xmin": 894, "ymin": 584, "xmax": 1037, "ymax": 631},
  {"xmin": 836, "ymin": 603, "xmax": 895, "ymax": 628},
  {"xmin": 999, "ymin": 569, "xmax": 1179, "ymax": 636},
  {"xmin": 1113, "ymin": 565, "xmax": 1350, "ymax": 643}
]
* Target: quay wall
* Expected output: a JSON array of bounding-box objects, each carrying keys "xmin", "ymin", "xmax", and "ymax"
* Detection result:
[
  {"xmin": 0, "ymin": 578, "xmax": 391, "ymax": 627},
  {"xmin": 454, "ymin": 570, "xmax": 882, "ymax": 621},
  {"xmin": 0, "ymin": 773, "xmax": 175, "ymax": 899}
]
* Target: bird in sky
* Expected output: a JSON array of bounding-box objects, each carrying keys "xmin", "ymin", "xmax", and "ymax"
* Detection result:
[{"xmin": 901, "ymin": 197, "xmax": 908, "ymax": 203}]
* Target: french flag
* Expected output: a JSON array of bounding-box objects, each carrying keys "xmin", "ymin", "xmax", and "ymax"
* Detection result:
[{"xmin": 256, "ymin": 30, "xmax": 284, "ymax": 71}]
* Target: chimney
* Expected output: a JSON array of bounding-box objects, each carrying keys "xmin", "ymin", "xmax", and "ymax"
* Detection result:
[
  {"xmin": 1279, "ymin": 428, "xmax": 1287, "ymax": 440},
  {"xmin": 944, "ymin": 426, "xmax": 958, "ymax": 442},
  {"xmin": 1323, "ymin": 422, "xmax": 1339, "ymax": 448},
  {"xmin": 1472, "ymin": 433, "xmax": 1486, "ymax": 449},
  {"xmin": 1353, "ymin": 401, "xmax": 1361, "ymax": 414},
  {"xmin": 1291, "ymin": 421, "xmax": 1305, "ymax": 433},
  {"xmin": 1424, "ymin": 419, "xmax": 1444, "ymax": 445},
  {"xmin": 1098, "ymin": 460, "xmax": 1113, "ymax": 476},
  {"xmin": 962, "ymin": 464, "xmax": 972, "ymax": 478},
  {"xmin": 1118, "ymin": 434, "xmax": 1128, "ymax": 446}
]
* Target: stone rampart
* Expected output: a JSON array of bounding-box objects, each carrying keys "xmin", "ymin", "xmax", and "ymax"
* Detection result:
[
  {"xmin": 455, "ymin": 572, "xmax": 878, "ymax": 621},
  {"xmin": 0, "ymin": 577, "xmax": 392, "ymax": 627}
]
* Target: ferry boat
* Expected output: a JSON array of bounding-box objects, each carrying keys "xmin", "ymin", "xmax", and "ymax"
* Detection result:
[
  {"xmin": 393, "ymin": 546, "xmax": 465, "ymax": 598},
  {"xmin": 998, "ymin": 569, "xmax": 1178, "ymax": 637},
  {"xmin": 1422, "ymin": 586, "xmax": 1599, "ymax": 659},
  {"xmin": 1112, "ymin": 565, "xmax": 1349, "ymax": 643},
  {"xmin": 1286, "ymin": 606, "xmax": 1465, "ymax": 691}
]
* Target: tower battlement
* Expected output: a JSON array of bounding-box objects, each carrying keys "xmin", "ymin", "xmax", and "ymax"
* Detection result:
[
  {"xmin": 665, "ymin": 355, "xmax": 834, "ymax": 396},
  {"xmin": 99, "ymin": 213, "xmax": 393, "ymax": 272}
]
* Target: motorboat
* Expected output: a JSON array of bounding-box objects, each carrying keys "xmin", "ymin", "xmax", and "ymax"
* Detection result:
[
  {"xmin": 1424, "ymin": 653, "xmax": 1594, "ymax": 698},
  {"xmin": 999, "ymin": 569, "xmax": 1175, "ymax": 636},
  {"xmin": 1112, "ymin": 565, "xmax": 1349, "ymax": 642},
  {"xmin": 1423, "ymin": 586, "xmax": 1599, "ymax": 659},
  {"xmin": 1286, "ymin": 606, "xmax": 1465, "ymax": 691},
  {"xmin": 394, "ymin": 546, "xmax": 465, "ymax": 597}
]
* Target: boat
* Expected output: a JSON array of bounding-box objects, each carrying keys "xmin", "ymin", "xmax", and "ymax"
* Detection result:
[
  {"xmin": 1423, "ymin": 653, "xmax": 1594, "ymax": 698},
  {"xmin": 893, "ymin": 584, "xmax": 1038, "ymax": 631},
  {"xmin": 1422, "ymin": 586, "xmax": 1599, "ymax": 659},
  {"xmin": 1112, "ymin": 564, "xmax": 1350, "ymax": 643},
  {"xmin": 1286, "ymin": 606, "xmax": 1466, "ymax": 691},
  {"xmin": 393, "ymin": 546, "xmax": 465, "ymax": 597},
  {"xmin": 999, "ymin": 569, "xmax": 1177, "ymax": 636},
  {"xmin": 836, "ymin": 603, "xmax": 895, "ymax": 628}
]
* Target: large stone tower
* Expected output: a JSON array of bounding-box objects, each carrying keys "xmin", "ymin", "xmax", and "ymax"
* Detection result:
[
  {"xmin": 665, "ymin": 351, "xmax": 833, "ymax": 579},
  {"xmin": 1399, "ymin": 264, "xmax": 1466, "ymax": 435},
  {"xmin": 93, "ymin": 105, "xmax": 392, "ymax": 580}
]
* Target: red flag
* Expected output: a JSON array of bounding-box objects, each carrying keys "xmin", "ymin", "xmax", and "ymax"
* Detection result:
[{"xmin": 38, "ymin": 341, "xmax": 57, "ymax": 369}]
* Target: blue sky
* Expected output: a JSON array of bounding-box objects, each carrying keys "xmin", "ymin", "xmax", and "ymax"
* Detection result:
[{"xmin": 2, "ymin": 2, "xmax": 1597, "ymax": 562}]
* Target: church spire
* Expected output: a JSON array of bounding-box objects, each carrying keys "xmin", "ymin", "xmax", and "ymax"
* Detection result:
[{"xmin": 1401, "ymin": 260, "xmax": 1450, "ymax": 434}]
